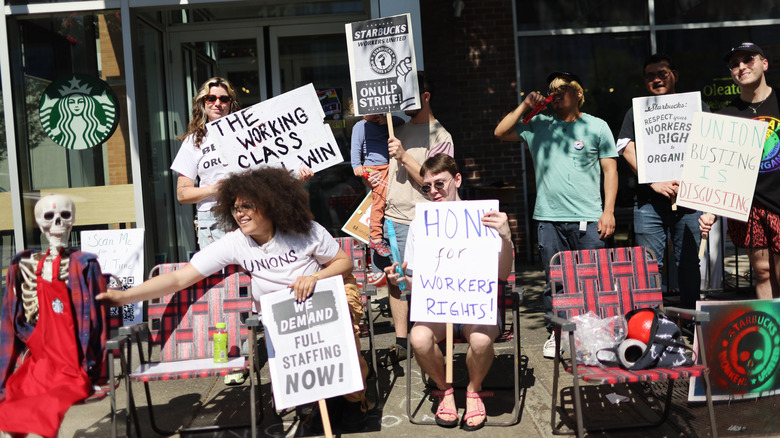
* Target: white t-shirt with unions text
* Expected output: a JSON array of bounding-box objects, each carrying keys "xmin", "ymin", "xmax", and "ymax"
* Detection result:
[{"xmin": 189, "ymin": 221, "xmax": 339, "ymax": 310}]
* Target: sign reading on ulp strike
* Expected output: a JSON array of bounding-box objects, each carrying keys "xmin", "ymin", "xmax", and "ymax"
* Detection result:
[
  {"xmin": 345, "ymin": 14, "xmax": 420, "ymax": 116},
  {"xmin": 260, "ymin": 276, "xmax": 363, "ymax": 410},
  {"xmin": 207, "ymin": 83, "xmax": 343, "ymax": 175},
  {"xmin": 409, "ymin": 200, "xmax": 501, "ymax": 325}
]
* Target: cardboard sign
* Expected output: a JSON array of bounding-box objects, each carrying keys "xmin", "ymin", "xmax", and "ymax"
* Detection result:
[
  {"xmin": 689, "ymin": 299, "xmax": 780, "ymax": 402},
  {"xmin": 676, "ymin": 112, "xmax": 768, "ymax": 221},
  {"xmin": 345, "ymin": 14, "xmax": 420, "ymax": 116},
  {"xmin": 409, "ymin": 200, "xmax": 501, "ymax": 325},
  {"xmin": 81, "ymin": 228, "xmax": 144, "ymax": 325},
  {"xmin": 208, "ymin": 83, "xmax": 343, "ymax": 175},
  {"xmin": 260, "ymin": 276, "xmax": 363, "ymax": 410},
  {"xmin": 341, "ymin": 192, "xmax": 372, "ymax": 244},
  {"xmin": 633, "ymin": 91, "xmax": 701, "ymax": 183}
]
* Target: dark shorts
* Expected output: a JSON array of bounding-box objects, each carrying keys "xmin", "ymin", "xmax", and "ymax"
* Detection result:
[{"xmin": 728, "ymin": 200, "xmax": 780, "ymax": 253}]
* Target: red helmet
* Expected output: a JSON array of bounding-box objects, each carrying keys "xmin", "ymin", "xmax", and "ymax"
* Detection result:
[{"xmin": 627, "ymin": 310, "xmax": 655, "ymax": 345}]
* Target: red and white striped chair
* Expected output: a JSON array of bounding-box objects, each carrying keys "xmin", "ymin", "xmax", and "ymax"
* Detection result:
[
  {"xmin": 546, "ymin": 246, "xmax": 717, "ymax": 437},
  {"xmin": 112, "ymin": 263, "xmax": 260, "ymax": 437}
]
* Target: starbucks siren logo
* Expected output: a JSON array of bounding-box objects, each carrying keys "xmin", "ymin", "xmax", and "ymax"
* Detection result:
[{"xmin": 39, "ymin": 74, "xmax": 119, "ymax": 150}]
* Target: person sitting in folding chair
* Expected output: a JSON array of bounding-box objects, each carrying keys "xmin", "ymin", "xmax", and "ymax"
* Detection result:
[
  {"xmin": 98, "ymin": 167, "xmax": 370, "ymax": 432},
  {"xmin": 383, "ymin": 154, "xmax": 514, "ymax": 431}
]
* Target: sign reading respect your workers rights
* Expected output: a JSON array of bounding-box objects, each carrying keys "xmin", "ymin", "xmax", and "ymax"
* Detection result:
[
  {"xmin": 676, "ymin": 112, "xmax": 768, "ymax": 222},
  {"xmin": 207, "ymin": 83, "xmax": 343, "ymax": 175},
  {"xmin": 345, "ymin": 13, "xmax": 420, "ymax": 116},
  {"xmin": 260, "ymin": 276, "xmax": 363, "ymax": 410},
  {"xmin": 409, "ymin": 200, "xmax": 501, "ymax": 325},
  {"xmin": 633, "ymin": 91, "xmax": 701, "ymax": 183}
]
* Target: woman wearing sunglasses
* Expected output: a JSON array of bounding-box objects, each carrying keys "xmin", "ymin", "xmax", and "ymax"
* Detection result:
[
  {"xmin": 171, "ymin": 77, "xmax": 243, "ymax": 250},
  {"xmin": 97, "ymin": 166, "xmax": 370, "ymax": 431}
]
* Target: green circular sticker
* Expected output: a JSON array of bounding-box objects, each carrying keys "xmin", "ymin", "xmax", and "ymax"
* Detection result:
[{"xmin": 39, "ymin": 74, "xmax": 119, "ymax": 150}]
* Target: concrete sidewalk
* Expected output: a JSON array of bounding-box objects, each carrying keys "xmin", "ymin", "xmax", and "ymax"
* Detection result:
[{"xmin": 60, "ymin": 265, "xmax": 765, "ymax": 437}]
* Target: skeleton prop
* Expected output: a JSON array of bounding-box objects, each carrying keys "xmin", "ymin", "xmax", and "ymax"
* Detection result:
[{"xmin": 0, "ymin": 195, "xmax": 108, "ymax": 437}]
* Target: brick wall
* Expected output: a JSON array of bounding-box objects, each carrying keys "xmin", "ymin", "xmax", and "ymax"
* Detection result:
[
  {"xmin": 98, "ymin": 13, "xmax": 129, "ymax": 186},
  {"xmin": 420, "ymin": 1, "xmax": 537, "ymax": 262}
]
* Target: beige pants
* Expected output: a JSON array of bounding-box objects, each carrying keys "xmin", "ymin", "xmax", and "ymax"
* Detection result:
[{"xmin": 342, "ymin": 281, "xmax": 369, "ymax": 409}]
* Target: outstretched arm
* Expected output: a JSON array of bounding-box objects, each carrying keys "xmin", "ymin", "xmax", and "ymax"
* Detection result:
[{"xmin": 96, "ymin": 263, "xmax": 206, "ymax": 307}]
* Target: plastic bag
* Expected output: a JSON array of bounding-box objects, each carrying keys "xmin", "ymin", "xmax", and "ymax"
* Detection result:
[{"xmin": 562, "ymin": 311, "xmax": 627, "ymax": 366}]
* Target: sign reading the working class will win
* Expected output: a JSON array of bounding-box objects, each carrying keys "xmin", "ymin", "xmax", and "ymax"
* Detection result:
[
  {"xmin": 345, "ymin": 13, "xmax": 420, "ymax": 116},
  {"xmin": 633, "ymin": 91, "xmax": 701, "ymax": 183},
  {"xmin": 676, "ymin": 112, "xmax": 768, "ymax": 221},
  {"xmin": 260, "ymin": 276, "xmax": 363, "ymax": 410},
  {"xmin": 409, "ymin": 200, "xmax": 501, "ymax": 325},
  {"xmin": 207, "ymin": 83, "xmax": 343, "ymax": 175}
]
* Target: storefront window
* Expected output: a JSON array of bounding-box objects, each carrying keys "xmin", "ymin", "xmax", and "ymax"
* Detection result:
[
  {"xmin": 655, "ymin": 0, "xmax": 780, "ymax": 25},
  {"xmin": 516, "ymin": 1, "xmax": 647, "ymax": 31},
  {"xmin": 170, "ymin": 1, "xmax": 364, "ymax": 23},
  {"xmin": 0, "ymin": 77, "xmax": 14, "ymax": 289},
  {"xmin": 14, "ymin": 11, "xmax": 134, "ymax": 250}
]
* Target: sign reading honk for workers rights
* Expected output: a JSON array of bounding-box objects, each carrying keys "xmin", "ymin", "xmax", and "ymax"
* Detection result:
[{"xmin": 345, "ymin": 13, "xmax": 420, "ymax": 116}]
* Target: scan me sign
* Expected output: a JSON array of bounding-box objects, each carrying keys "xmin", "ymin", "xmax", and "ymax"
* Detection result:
[
  {"xmin": 260, "ymin": 277, "xmax": 362, "ymax": 410},
  {"xmin": 208, "ymin": 83, "xmax": 343, "ymax": 175},
  {"xmin": 345, "ymin": 13, "xmax": 420, "ymax": 116},
  {"xmin": 409, "ymin": 200, "xmax": 501, "ymax": 325}
]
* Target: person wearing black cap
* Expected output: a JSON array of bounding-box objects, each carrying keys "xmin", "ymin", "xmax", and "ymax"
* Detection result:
[
  {"xmin": 615, "ymin": 54, "xmax": 710, "ymax": 310},
  {"xmin": 494, "ymin": 71, "xmax": 618, "ymax": 358},
  {"xmin": 700, "ymin": 42, "xmax": 780, "ymax": 300}
]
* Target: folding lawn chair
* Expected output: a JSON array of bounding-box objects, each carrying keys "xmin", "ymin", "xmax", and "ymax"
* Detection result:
[
  {"xmin": 405, "ymin": 258, "xmax": 523, "ymax": 426},
  {"xmin": 111, "ymin": 263, "xmax": 260, "ymax": 437},
  {"xmin": 545, "ymin": 246, "xmax": 717, "ymax": 437}
]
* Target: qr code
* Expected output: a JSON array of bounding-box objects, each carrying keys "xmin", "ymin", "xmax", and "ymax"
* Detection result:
[
  {"xmin": 122, "ymin": 304, "xmax": 135, "ymax": 322},
  {"xmin": 109, "ymin": 276, "xmax": 135, "ymax": 291}
]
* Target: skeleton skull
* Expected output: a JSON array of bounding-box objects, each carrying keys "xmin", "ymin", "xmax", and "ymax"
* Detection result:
[{"xmin": 34, "ymin": 194, "xmax": 75, "ymax": 251}]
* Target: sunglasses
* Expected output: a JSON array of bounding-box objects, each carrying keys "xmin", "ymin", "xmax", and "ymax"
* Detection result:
[
  {"xmin": 205, "ymin": 94, "xmax": 232, "ymax": 104},
  {"xmin": 231, "ymin": 203, "xmax": 255, "ymax": 214},
  {"xmin": 644, "ymin": 69, "xmax": 672, "ymax": 81},
  {"xmin": 547, "ymin": 85, "xmax": 572, "ymax": 97},
  {"xmin": 420, "ymin": 179, "xmax": 450, "ymax": 194},
  {"xmin": 728, "ymin": 54, "xmax": 759, "ymax": 71}
]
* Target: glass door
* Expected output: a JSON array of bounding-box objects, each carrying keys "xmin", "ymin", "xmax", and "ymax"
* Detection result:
[{"xmin": 166, "ymin": 28, "xmax": 267, "ymax": 259}]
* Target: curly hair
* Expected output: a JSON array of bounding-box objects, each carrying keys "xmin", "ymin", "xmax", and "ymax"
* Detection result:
[
  {"xmin": 213, "ymin": 167, "xmax": 314, "ymax": 235},
  {"xmin": 177, "ymin": 77, "xmax": 241, "ymax": 148}
]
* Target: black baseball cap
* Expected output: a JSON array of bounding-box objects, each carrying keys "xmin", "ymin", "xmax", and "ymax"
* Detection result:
[
  {"xmin": 723, "ymin": 42, "xmax": 765, "ymax": 63},
  {"xmin": 546, "ymin": 71, "xmax": 583, "ymax": 87}
]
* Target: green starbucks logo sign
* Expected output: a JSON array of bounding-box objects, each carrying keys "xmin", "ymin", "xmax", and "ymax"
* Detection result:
[{"xmin": 39, "ymin": 74, "xmax": 119, "ymax": 150}]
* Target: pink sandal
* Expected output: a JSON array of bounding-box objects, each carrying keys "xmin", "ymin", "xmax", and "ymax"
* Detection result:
[
  {"xmin": 431, "ymin": 387, "xmax": 458, "ymax": 428},
  {"xmin": 462, "ymin": 390, "xmax": 493, "ymax": 431}
]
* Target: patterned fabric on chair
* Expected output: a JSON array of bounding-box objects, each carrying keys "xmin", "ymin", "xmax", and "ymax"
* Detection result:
[{"xmin": 545, "ymin": 246, "xmax": 717, "ymax": 438}]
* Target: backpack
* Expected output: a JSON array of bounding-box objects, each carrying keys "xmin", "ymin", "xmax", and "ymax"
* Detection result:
[{"xmin": 623, "ymin": 308, "xmax": 694, "ymax": 370}]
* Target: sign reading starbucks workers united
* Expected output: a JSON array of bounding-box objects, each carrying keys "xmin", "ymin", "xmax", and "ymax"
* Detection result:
[{"xmin": 39, "ymin": 74, "xmax": 119, "ymax": 150}]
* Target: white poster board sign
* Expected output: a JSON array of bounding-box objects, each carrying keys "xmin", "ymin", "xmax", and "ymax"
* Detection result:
[
  {"xmin": 208, "ymin": 83, "xmax": 343, "ymax": 175},
  {"xmin": 633, "ymin": 91, "xmax": 701, "ymax": 183},
  {"xmin": 676, "ymin": 112, "xmax": 768, "ymax": 221},
  {"xmin": 340, "ymin": 192, "xmax": 372, "ymax": 244},
  {"xmin": 409, "ymin": 200, "xmax": 501, "ymax": 325},
  {"xmin": 260, "ymin": 276, "xmax": 363, "ymax": 410},
  {"xmin": 345, "ymin": 13, "xmax": 420, "ymax": 116},
  {"xmin": 81, "ymin": 228, "xmax": 144, "ymax": 325}
]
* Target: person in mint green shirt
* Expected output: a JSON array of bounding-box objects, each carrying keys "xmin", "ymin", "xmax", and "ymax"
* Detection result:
[{"xmin": 494, "ymin": 71, "xmax": 618, "ymax": 359}]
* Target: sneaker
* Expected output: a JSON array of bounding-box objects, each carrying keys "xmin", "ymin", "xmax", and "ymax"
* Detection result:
[
  {"xmin": 224, "ymin": 370, "xmax": 248, "ymax": 385},
  {"xmin": 543, "ymin": 332, "xmax": 559, "ymax": 359},
  {"xmin": 380, "ymin": 344, "xmax": 407, "ymax": 366},
  {"xmin": 366, "ymin": 271, "xmax": 387, "ymax": 287},
  {"xmin": 369, "ymin": 240, "xmax": 391, "ymax": 257}
]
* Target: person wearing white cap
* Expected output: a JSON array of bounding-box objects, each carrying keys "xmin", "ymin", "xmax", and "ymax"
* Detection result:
[
  {"xmin": 700, "ymin": 42, "xmax": 780, "ymax": 300},
  {"xmin": 494, "ymin": 71, "xmax": 618, "ymax": 358}
]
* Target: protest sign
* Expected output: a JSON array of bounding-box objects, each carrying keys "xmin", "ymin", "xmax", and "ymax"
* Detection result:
[
  {"xmin": 207, "ymin": 83, "xmax": 343, "ymax": 175},
  {"xmin": 260, "ymin": 276, "xmax": 363, "ymax": 410},
  {"xmin": 345, "ymin": 14, "xmax": 419, "ymax": 116},
  {"xmin": 81, "ymin": 228, "xmax": 144, "ymax": 325},
  {"xmin": 689, "ymin": 299, "xmax": 780, "ymax": 402},
  {"xmin": 409, "ymin": 200, "xmax": 501, "ymax": 325},
  {"xmin": 341, "ymin": 192, "xmax": 372, "ymax": 244},
  {"xmin": 676, "ymin": 112, "xmax": 768, "ymax": 222},
  {"xmin": 633, "ymin": 91, "xmax": 701, "ymax": 183}
]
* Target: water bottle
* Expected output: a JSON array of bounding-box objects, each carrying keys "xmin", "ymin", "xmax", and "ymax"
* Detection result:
[{"xmin": 213, "ymin": 322, "xmax": 228, "ymax": 363}]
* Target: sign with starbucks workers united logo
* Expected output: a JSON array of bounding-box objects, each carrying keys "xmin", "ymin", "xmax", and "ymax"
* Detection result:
[{"xmin": 39, "ymin": 74, "xmax": 119, "ymax": 150}]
